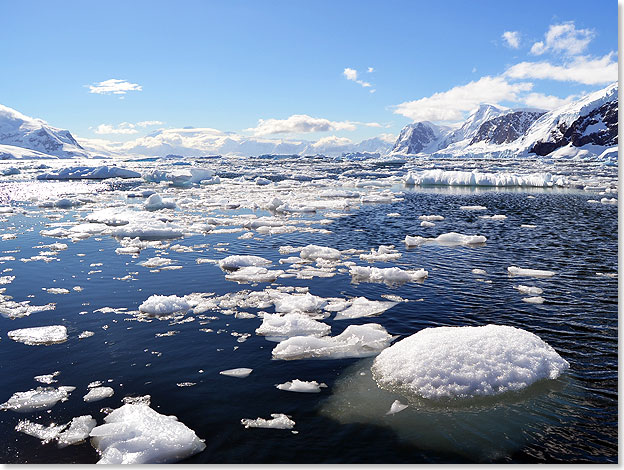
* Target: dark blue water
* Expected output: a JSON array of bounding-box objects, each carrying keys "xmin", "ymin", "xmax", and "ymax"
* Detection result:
[{"xmin": 0, "ymin": 184, "xmax": 617, "ymax": 463}]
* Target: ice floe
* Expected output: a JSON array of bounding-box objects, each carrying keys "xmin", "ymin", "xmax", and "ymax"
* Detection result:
[
  {"xmin": 371, "ymin": 324, "xmax": 569, "ymax": 399},
  {"xmin": 219, "ymin": 368, "xmax": 253, "ymax": 378},
  {"xmin": 359, "ymin": 245, "xmax": 401, "ymax": 262},
  {"xmin": 276, "ymin": 379, "xmax": 327, "ymax": 393},
  {"xmin": 138, "ymin": 295, "xmax": 190, "ymax": 316},
  {"xmin": 1, "ymin": 386, "xmax": 75, "ymax": 412},
  {"xmin": 333, "ymin": 297, "xmax": 398, "ymax": 320},
  {"xmin": 83, "ymin": 387, "xmax": 114, "ymax": 402},
  {"xmin": 508, "ymin": 266, "xmax": 555, "ymax": 277},
  {"xmin": 218, "ymin": 255, "xmax": 272, "ymax": 270},
  {"xmin": 515, "ymin": 285, "xmax": 543, "ymax": 295},
  {"xmin": 241, "ymin": 414, "xmax": 295, "ymax": 430},
  {"xmin": 272, "ymin": 323, "xmax": 394, "ymax": 360},
  {"xmin": 299, "ymin": 245, "xmax": 341, "ymax": 261},
  {"xmin": 89, "ymin": 403, "xmax": 206, "ymax": 464},
  {"xmin": 349, "ymin": 266, "xmax": 428, "ymax": 285},
  {"xmin": 405, "ymin": 232, "xmax": 486, "ymax": 247},
  {"xmin": 256, "ymin": 313, "xmax": 330, "ymax": 341},
  {"xmin": 404, "ymin": 170, "xmax": 562, "ymax": 188},
  {"xmin": 37, "ymin": 166, "xmax": 140, "ymax": 180},
  {"xmin": 7, "ymin": 325, "xmax": 68, "ymax": 345},
  {"xmin": 385, "ymin": 400, "xmax": 408, "ymax": 415},
  {"xmin": 225, "ymin": 266, "xmax": 283, "ymax": 283}
]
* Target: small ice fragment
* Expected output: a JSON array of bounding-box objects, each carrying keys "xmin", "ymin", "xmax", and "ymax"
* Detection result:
[
  {"xmin": 83, "ymin": 387, "xmax": 114, "ymax": 402},
  {"xmin": 57, "ymin": 415, "xmax": 97, "ymax": 448},
  {"xmin": 334, "ymin": 297, "xmax": 397, "ymax": 320},
  {"xmin": 276, "ymin": 379, "xmax": 327, "ymax": 393},
  {"xmin": 241, "ymin": 413, "xmax": 295, "ymax": 430},
  {"xmin": 460, "ymin": 205, "xmax": 487, "ymax": 211},
  {"xmin": 420, "ymin": 221, "xmax": 435, "ymax": 227},
  {"xmin": 78, "ymin": 331, "xmax": 95, "ymax": 339},
  {"xmin": 386, "ymin": 400, "xmax": 408, "ymax": 415},
  {"xmin": 471, "ymin": 269, "xmax": 487, "ymax": 275},
  {"xmin": 34, "ymin": 371, "xmax": 60, "ymax": 384},
  {"xmin": 522, "ymin": 296, "xmax": 545, "ymax": 304},
  {"xmin": 219, "ymin": 368, "xmax": 253, "ymax": 378},
  {"xmin": 508, "ymin": 266, "xmax": 555, "ymax": 277},
  {"xmin": 138, "ymin": 295, "xmax": 190, "ymax": 316},
  {"xmin": 515, "ymin": 285, "xmax": 543, "ymax": 295}
]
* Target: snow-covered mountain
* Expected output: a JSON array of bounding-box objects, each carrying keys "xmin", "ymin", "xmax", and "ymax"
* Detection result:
[
  {"xmin": 391, "ymin": 82, "xmax": 618, "ymax": 159},
  {"xmin": 0, "ymin": 105, "xmax": 88, "ymax": 159}
]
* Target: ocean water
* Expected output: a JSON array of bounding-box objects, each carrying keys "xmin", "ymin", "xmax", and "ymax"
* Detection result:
[{"xmin": 0, "ymin": 157, "xmax": 617, "ymax": 463}]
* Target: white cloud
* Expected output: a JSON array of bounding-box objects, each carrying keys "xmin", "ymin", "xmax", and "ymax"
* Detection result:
[
  {"xmin": 505, "ymin": 53, "xmax": 617, "ymax": 85},
  {"xmin": 502, "ymin": 31, "xmax": 520, "ymax": 49},
  {"xmin": 367, "ymin": 67, "xmax": 374, "ymax": 73},
  {"xmin": 136, "ymin": 120, "xmax": 163, "ymax": 127},
  {"xmin": 530, "ymin": 22, "xmax": 594, "ymax": 56},
  {"xmin": 393, "ymin": 76, "xmax": 533, "ymax": 122},
  {"xmin": 311, "ymin": 136, "xmax": 353, "ymax": 148},
  {"xmin": 245, "ymin": 114, "xmax": 358, "ymax": 136},
  {"xmin": 93, "ymin": 122, "xmax": 138, "ymax": 135},
  {"xmin": 89, "ymin": 79, "xmax": 142, "ymax": 95},
  {"xmin": 343, "ymin": 67, "xmax": 373, "ymax": 89},
  {"xmin": 522, "ymin": 92, "xmax": 578, "ymax": 110}
]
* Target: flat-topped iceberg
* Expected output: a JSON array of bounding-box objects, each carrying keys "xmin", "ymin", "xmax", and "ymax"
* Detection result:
[
  {"xmin": 371, "ymin": 324, "xmax": 569, "ymax": 400},
  {"xmin": 272, "ymin": 323, "xmax": 393, "ymax": 360},
  {"xmin": 89, "ymin": 403, "xmax": 206, "ymax": 464},
  {"xmin": 37, "ymin": 166, "xmax": 140, "ymax": 180}
]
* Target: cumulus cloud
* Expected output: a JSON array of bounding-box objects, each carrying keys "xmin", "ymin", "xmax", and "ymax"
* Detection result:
[
  {"xmin": 343, "ymin": 67, "xmax": 373, "ymax": 88},
  {"xmin": 93, "ymin": 120, "xmax": 163, "ymax": 135},
  {"xmin": 502, "ymin": 31, "xmax": 520, "ymax": 49},
  {"xmin": 522, "ymin": 92, "xmax": 578, "ymax": 110},
  {"xmin": 530, "ymin": 21, "xmax": 594, "ymax": 56},
  {"xmin": 393, "ymin": 76, "xmax": 533, "ymax": 122},
  {"xmin": 311, "ymin": 136, "xmax": 353, "ymax": 148},
  {"xmin": 505, "ymin": 53, "xmax": 617, "ymax": 85},
  {"xmin": 245, "ymin": 114, "xmax": 358, "ymax": 136},
  {"xmin": 89, "ymin": 79, "xmax": 142, "ymax": 95}
]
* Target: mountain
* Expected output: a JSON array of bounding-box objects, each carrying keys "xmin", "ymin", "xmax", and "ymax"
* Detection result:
[
  {"xmin": 0, "ymin": 105, "xmax": 88, "ymax": 159},
  {"xmin": 391, "ymin": 82, "xmax": 618, "ymax": 159}
]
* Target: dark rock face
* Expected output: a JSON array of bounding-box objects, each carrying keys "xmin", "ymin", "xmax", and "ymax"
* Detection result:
[
  {"xmin": 391, "ymin": 122, "xmax": 436, "ymax": 154},
  {"xmin": 530, "ymin": 100, "xmax": 618, "ymax": 156},
  {"xmin": 471, "ymin": 111, "xmax": 544, "ymax": 145}
]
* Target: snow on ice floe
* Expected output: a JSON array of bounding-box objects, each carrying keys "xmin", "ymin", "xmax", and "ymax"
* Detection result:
[
  {"xmin": 218, "ymin": 255, "xmax": 272, "ymax": 270},
  {"xmin": 508, "ymin": 266, "xmax": 555, "ymax": 277},
  {"xmin": 1, "ymin": 386, "xmax": 75, "ymax": 412},
  {"xmin": 349, "ymin": 266, "xmax": 428, "ymax": 285},
  {"xmin": 385, "ymin": 400, "xmax": 408, "ymax": 415},
  {"xmin": 83, "ymin": 386, "xmax": 114, "ymax": 402},
  {"xmin": 37, "ymin": 166, "xmax": 140, "ymax": 180},
  {"xmin": 241, "ymin": 414, "xmax": 295, "ymax": 430},
  {"xmin": 255, "ymin": 313, "xmax": 330, "ymax": 341},
  {"xmin": 405, "ymin": 232, "xmax": 486, "ymax": 247},
  {"xmin": 404, "ymin": 170, "xmax": 564, "ymax": 188},
  {"xmin": 371, "ymin": 325, "xmax": 569, "ymax": 400},
  {"xmin": 144, "ymin": 194, "xmax": 177, "ymax": 211},
  {"xmin": 273, "ymin": 292, "xmax": 328, "ymax": 315},
  {"xmin": 333, "ymin": 297, "xmax": 398, "ymax": 320},
  {"xmin": 7, "ymin": 325, "xmax": 67, "ymax": 345},
  {"xmin": 138, "ymin": 295, "xmax": 190, "ymax": 316},
  {"xmin": 276, "ymin": 379, "xmax": 327, "ymax": 393},
  {"xmin": 219, "ymin": 368, "xmax": 253, "ymax": 378},
  {"xmin": 89, "ymin": 403, "xmax": 206, "ymax": 464},
  {"xmin": 272, "ymin": 324, "xmax": 394, "ymax": 360}
]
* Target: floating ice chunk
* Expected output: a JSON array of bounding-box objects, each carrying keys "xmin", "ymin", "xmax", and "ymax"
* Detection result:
[
  {"xmin": 37, "ymin": 166, "xmax": 140, "ymax": 180},
  {"xmin": 34, "ymin": 371, "xmax": 60, "ymax": 384},
  {"xmin": 45, "ymin": 287, "xmax": 70, "ymax": 294},
  {"xmin": 39, "ymin": 198, "xmax": 84, "ymax": 209},
  {"xmin": 15, "ymin": 419, "xmax": 67, "ymax": 443},
  {"xmin": 508, "ymin": 266, "xmax": 555, "ymax": 277},
  {"xmin": 138, "ymin": 295, "xmax": 190, "ymax": 316},
  {"xmin": 218, "ymin": 255, "xmax": 272, "ymax": 270},
  {"xmin": 334, "ymin": 297, "xmax": 398, "ymax": 320},
  {"xmin": 273, "ymin": 292, "xmax": 328, "ymax": 314},
  {"xmin": 371, "ymin": 324, "xmax": 569, "ymax": 400},
  {"xmin": 255, "ymin": 176, "xmax": 271, "ymax": 185},
  {"xmin": 601, "ymin": 197, "xmax": 617, "ymax": 204},
  {"xmin": 420, "ymin": 221, "xmax": 435, "ymax": 227},
  {"xmin": 139, "ymin": 257, "xmax": 172, "ymax": 268},
  {"xmin": 112, "ymin": 222, "xmax": 183, "ymax": 240},
  {"xmin": 116, "ymin": 246, "xmax": 141, "ymax": 255},
  {"xmin": 1, "ymin": 386, "xmax": 75, "ymax": 412},
  {"xmin": 419, "ymin": 215, "xmax": 444, "ymax": 221},
  {"xmin": 78, "ymin": 331, "xmax": 95, "ymax": 339},
  {"xmin": 520, "ymin": 224, "xmax": 536, "ymax": 228},
  {"xmin": 40, "ymin": 227, "xmax": 72, "ymax": 238},
  {"xmin": 359, "ymin": 245, "xmax": 401, "ymax": 262},
  {"xmin": 460, "ymin": 205, "xmax": 487, "ymax": 211},
  {"xmin": 406, "ymin": 170, "xmax": 558, "ymax": 187},
  {"xmin": 272, "ymin": 324, "xmax": 393, "ymax": 360},
  {"xmin": 349, "ymin": 266, "xmax": 428, "ymax": 285},
  {"xmin": 225, "ymin": 266, "xmax": 283, "ymax": 283},
  {"xmin": 522, "ymin": 296, "xmax": 545, "ymax": 304},
  {"xmin": 144, "ymin": 194, "xmax": 177, "ymax": 211},
  {"xmin": 276, "ymin": 379, "xmax": 327, "ymax": 393},
  {"xmin": 386, "ymin": 213, "xmax": 401, "ymax": 218},
  {"xmin": 299, "ymin": 245, "xmax": 341, "ymax": 261},
  {"xmin": 515, "ymin": 285, "xmax": 543, "ymax": 295},
  {"xmin": 83, "ymin": 387, "xmax": 115, "ymax": 402},
  {"xmin": 57, "ymin": 415, "xmax": 97, "ymax": 448},
  {"xmin": 0, "ymin": 300, "xmax": 56, "ymax": 319},
  {"xmin": 8, "ymin": 325, "xmax": 68, "ymax": 345},
  {"xmin": 385, "ymin": 400, "xmax": 408, "ymax": 415},
  {"xmin": 471, "ymin": 268, "xmax": 487, "ymax": 275},
  {"xmin": 241, "ymin": 414, "xmax": 295, "ymax": 430},
  {"xmin": 167, "ymin": 168, "xmax": 215, "ymax": 185},
  {"xmin": 89, "ymin": 403, "xmax": 206, "ymax": 464},
  {"xmin": 256, "ymin": 313, "xmax": 331, "ymax": 341},
  {"xmin": 480, "ymin": 214, "xmax": 507, "ymax": 220},
  {"xmin": 219, "ymin": 368, "xmax": 253, "ymax": 378}
]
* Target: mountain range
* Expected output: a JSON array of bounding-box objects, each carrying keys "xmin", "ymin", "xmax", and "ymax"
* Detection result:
[{"xmin": 0, "ymin": 82, "xmax": 617, "ymax": 160}]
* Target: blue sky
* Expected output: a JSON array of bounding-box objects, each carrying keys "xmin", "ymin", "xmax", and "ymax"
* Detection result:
[{"xmin": 0, "ymin": 0, "xmax": 617, "ymax": 145}]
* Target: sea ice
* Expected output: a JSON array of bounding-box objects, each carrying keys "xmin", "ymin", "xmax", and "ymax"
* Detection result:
[
  {"xmin": 225, "ymin": 266, "xmax": 283, "ymax": 283},
  {"xmin": 359, "ymin": 245, "xmax": 401, "ymax": 262},
  {"xmin": 272, "ymin": 323, "xmax": 394, "ymax": 360},
  {"xmin": 386, "ymin": 400, "xmax": 408, "ymax": 415},
  {"xmin": 57, "ymin": 415, "xmax": 97, "ymax": 448},
  {"xmin": 522, "ymin": 296, "xmax": 545, "ymax": 304},
  {"xmin": 334, "ymin": 297, "xmax": 398, "ymax": 320},
  {"xmin": 241, "ymin": 414, "xmax": 295, "ymax": 430},
  {"xmin": 299, "ymin": 245, "xmax": 341, "ymax": 261},
  {"xmin": 515, "ymin": 285, "xmax": 543, "ymax": 295},
  {"xmin": 459, "ymin": 205, "xmax": 487, "ymax": 211},
  {"xmin": 89, "ymin": 403, "xmax": 206, "ymax": 464},
  {"xmin": 219, "ymin": 368, "xmax": 253, "ymax": 378},
  {"xmin": 138, "ymin": 295, "xmax": 190, "ymax": 316},
  {"xmin": 273, "ymin": 292, "xmax": 328, "ymax": 314},
  {"xmin": 218, "ymin": 255, "xmax": 272, "ymax": 270},
  {"xmin": 508, "ymin": 266, "xmax": 556, "ymax": 277},
  {"xmin": 276, "ymin": 379, "xmax": 327, "ymax": 393},
  {"xmin": 144, "ymin": 194, "xmax": 177, "ymax": 211},
  {"xmin": 349, "ymin": 266, "xmax": 428, "ymax": 285},
  {"xmin": 83, "ymin": 387, "xmax": 115, "ymax": 402},
  {"xmin": 1, "ymin": 386, "xmax": 75, "ymax": 412},
  {"xmin": 256, "ymin": 313, "xmax": 331, "ymax": 341},
  {"xmin": 405, "ymin": 232, "xmax": 486, "ymax": 247},
  {"xmin": 37, "ymin": 166, "xmax": 140, "ymax": 180},
  {"xmin": 8, "ymin": 325, "xmax": 68, "ymax": 345},
  {"xmin": 371, "ymin": 324, "xmax": 569, "ymax": 399}
]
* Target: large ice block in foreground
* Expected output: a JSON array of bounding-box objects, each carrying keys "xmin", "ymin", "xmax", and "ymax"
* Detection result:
[
  {"xmin": 89, "ymin": 404, "xmax": 206, "ymax": 464},
  {"xmin": 372, "ymin": 324, "xmax": 569, "ymax": 399}
]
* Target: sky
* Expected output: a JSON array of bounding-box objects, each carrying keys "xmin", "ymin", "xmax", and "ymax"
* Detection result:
[{"xmin": 0, "ymin": 0, "xmax": 618, "ymax": 149}]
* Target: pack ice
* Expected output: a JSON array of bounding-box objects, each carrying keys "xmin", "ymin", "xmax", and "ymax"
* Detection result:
[
  {"xmin": 371, "ymin": 325, "xmax": 569, "ymax": 399},
  {"xmin": 89, "ymin": 403, "xmax": 206, "ymax": 464},
  {"xmin": 37, "ymin": 166, "xmax": 140, "ymax": 180}
]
